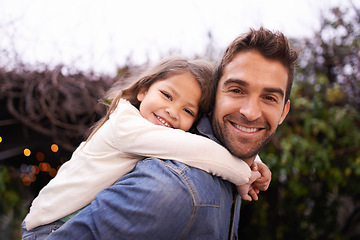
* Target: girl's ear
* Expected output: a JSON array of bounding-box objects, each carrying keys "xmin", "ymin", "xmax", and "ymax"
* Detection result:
[{"xmin": 137, "ymin": 87, "xmax": 147, "ymax": 102}]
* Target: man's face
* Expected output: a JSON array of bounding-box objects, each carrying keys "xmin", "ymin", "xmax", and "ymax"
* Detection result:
[{"xmin": 212, "ymin": 50, "xmax": 290, "ymax": 164}]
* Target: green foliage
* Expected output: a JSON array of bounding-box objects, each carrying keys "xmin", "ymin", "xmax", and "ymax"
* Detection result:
[{"xmin": 0, "ymin": 166, "xmax": 28, "ymax": 240}]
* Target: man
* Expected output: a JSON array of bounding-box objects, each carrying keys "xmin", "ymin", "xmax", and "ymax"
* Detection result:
[{"xmin": 46, "ymin": 27, "xmax": 298, "ymax": 240}]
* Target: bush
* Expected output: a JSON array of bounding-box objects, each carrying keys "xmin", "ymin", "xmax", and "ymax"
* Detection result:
[{"xmin": 0, "ymin": 166, "xmax": 28, "ymax": 240}]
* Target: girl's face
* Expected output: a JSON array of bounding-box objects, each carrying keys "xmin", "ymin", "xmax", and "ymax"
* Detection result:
[{"xmin": 137, "ymin": 72, "xmax": 202, "ymax": 131}]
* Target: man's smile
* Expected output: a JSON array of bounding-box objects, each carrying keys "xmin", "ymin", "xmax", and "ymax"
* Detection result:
[
  {"xmin": 229, "ymin": 120, "xmax": 265, "ymax": 135},
  {"xmin": 232, "ymin": 123, "xmax": 260, "ymax": 133}
]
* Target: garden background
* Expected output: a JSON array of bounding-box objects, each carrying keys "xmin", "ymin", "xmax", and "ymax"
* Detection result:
[{"xmin": 1, "ymin": 3, "xmax": 359, "ymax": 240}]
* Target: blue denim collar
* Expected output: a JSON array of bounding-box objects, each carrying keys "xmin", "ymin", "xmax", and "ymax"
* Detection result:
[{"xmin": 196, "ymin": 115, "xmax": 221, "ymax": 144}]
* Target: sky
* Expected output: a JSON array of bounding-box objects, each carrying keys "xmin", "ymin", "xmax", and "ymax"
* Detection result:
[{"xmin": 0, "ymin": 0, "xmax": 355, "ymax": 76}]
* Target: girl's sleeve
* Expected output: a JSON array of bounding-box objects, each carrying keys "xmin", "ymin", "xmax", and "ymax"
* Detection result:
[{"xmin": 114, "ymin": 100, "xmax": 253, "ymax": 186}]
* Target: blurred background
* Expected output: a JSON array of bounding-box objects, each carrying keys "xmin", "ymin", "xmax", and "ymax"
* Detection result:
[{"xmin": 0, "ymin": 0, "xmax": 359, "ymax": 239}]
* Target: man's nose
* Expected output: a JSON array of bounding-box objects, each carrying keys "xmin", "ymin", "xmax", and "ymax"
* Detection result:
[{"xmin": 239, "ymin": 98, "xmax": 261, "ymax": 121}]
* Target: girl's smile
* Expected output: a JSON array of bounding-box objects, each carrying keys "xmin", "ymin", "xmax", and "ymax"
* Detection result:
[
  {"xmin": 154, "ymin": 114, "xmax": 173, "ymax": 128},
  {"xmin": 137, "ymin": 72, "xmax": 202, "ymax": 132}
]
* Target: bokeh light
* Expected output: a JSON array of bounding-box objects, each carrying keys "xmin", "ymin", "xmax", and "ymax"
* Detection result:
[
  {"xmin": 39, "ymin": 162, "xmax": 51, "ymax": 172},
  {"xmin": 31, "ymin": 165, "xmax": 40, "ymax": 174},
  {"xmin": 23, "ymin": 148, "xmax": 31, "ymax": 156},
  {"xmin": 51, "ymin": 144, "xmax": 59, "ymax": 153},
  {"xmin": 28, "ymin": 173, "xmax": 36, "ymax": 182},
  {"xmin": 20, "ymin": 173, "xmax": 31, "ymax": 186},
  {"xmin": 49, "ymin": 168, "xmax": 57, "ymax": 177},
  {"xmin": 36, "ymin": 152, "xmax": 45, "ymax": 161}
]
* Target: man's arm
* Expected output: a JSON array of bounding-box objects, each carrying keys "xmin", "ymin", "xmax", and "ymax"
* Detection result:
[{"xmin": 46, "ymin": 158, "xmax": 196, "ymax": 240}]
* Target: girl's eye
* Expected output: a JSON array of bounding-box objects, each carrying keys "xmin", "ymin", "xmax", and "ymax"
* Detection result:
[
  {"xmin": 184, "ymin": 108, "xmax": 194, "ymax": 117},
  {"xmin": 161, "ymin": 91, "xmax": 172, "ymax": 100}
]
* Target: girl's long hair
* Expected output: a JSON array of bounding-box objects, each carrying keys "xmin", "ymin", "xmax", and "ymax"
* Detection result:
[{"xmin": 86, "ymin": 56, "xmax": 215, "ymax": 141}]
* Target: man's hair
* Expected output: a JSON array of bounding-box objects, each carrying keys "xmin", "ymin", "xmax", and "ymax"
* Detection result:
[{"xmin": 214, "ymin": 27, "xmax": 299, "ymax": 103}]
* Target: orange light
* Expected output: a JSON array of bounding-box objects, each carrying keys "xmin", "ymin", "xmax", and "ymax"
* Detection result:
[
  {"xmin": 39, "ymin": 163, "xmax": 45, "ymax": 171},
  {"xmin": 0, "ymin": 136, "xmax": 2, "ymax": 143},
  {"xmin": 20, "ymin": 173, "xmax": 26, "ymax": 180},
  {"xmin": 36, "ymin": 152, "xmax": 45, "ymax": 161},
  {"xmin": 51, "ymin": 144, "xmax": 59, "ymax": 153},
  {"xmin": 31, "ymin": 165, "xmax": 40, "ymax": 174},
  {"xmin": 22, "ymin": 175, "xmax": 31, "ymax": 186},
  {"xmin": 49, "ymin": 168, "xmax": 57, "ymax": 177},
  {"xmin": 39, "ymin": 162, "xmax": 50, "ymax": 172},
  {"xmin": 24, "ymin": 148, "xmax": 31, "ymax": 157},
  {"xmin": 23, "ymin": 180, "xmax": 31, "ymax": 186},
  {"xmin": 29, "ymin": 173, "xmax": 36, "ymax": 182}
]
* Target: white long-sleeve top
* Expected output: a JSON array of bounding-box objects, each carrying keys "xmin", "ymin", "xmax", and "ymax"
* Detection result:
[{"xmin": 25, "ymin": 99, "xmax": 256, "ymax": 230}]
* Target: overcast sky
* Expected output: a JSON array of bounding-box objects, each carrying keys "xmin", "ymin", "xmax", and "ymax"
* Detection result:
[{"xmin": 0, "ymin": 0, "xmax": 355, "ymax": 75}]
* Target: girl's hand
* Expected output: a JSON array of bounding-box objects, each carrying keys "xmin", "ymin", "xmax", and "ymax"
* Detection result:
[
  {"xmin": 236, "ymin": 169, "xmax": 261, "ymax": 201},
  {"xmin": 252, "ymin": 162, "xmax": 272, "ymax": 192}
]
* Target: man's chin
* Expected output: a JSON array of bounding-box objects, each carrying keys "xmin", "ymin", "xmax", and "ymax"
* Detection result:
[
  {"xmin": 223, "ymin": 140, "xmax": 257, "ymax": 158},
  {"xmin": 232, "ymin": 148, "xmax": 260, "ymax": 162},
  {"xmin": 235, "ymin": 134, "xmax": 275, "ymax": 160},
  {"xmin": 226, "ymin": 136, "xmax": 271, "ymax": 160}
]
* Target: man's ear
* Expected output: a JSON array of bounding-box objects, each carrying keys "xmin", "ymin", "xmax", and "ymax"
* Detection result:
[
  {"xmin": 137, "ymin": 87, "xmax": 147, "ymax": 102},
  {"xmin": 279, "ymin": 100, "xmax": 290, "ymax": 125}
]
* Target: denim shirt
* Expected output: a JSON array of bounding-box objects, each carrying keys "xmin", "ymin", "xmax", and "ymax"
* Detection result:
[{"xmin": 46, "ymin": 116, "xmax": 242, "ymax": 240}]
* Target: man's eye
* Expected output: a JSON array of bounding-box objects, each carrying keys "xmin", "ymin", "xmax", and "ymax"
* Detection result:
[
  {"xmin": 229, "ymin": 88, "xmax": 243, "ymax": 94},
  {"xmin": 265, "ymin": 96, "xmax": 277, "ymax": 102},
  {"xmin": 161, "ymin": 91, "xmax": 172, "ymax": 100},
  {"xmin": 184, "ymin": 108, "xmax": 194, "ymax": 117}
]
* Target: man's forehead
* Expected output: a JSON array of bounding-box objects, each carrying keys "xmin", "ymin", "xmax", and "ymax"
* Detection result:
[{"xmin": 221, "ymin": 53, "xmax": 288, "ymax": 91}]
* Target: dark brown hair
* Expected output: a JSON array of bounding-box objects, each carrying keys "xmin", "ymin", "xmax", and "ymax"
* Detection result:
[{"xmin": 215, "ymin": 27, "xmax": 299, "ymax": 103}]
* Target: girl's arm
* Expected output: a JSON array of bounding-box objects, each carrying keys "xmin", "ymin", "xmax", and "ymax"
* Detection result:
[
  {"xmin": 114, "ymin": 99, "xmax": 252, "ymax": 186},
  {"xmin": 24, "ymin": 99, "xmax": 256, "ymax": 231}
]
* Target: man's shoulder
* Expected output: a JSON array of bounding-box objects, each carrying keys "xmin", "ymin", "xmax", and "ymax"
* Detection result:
[
  {"xmin": 133, "ymin": 157, "xmax": 227, "ymax": 184},
  {"xmin": 127, "ymin": 158, "xmax": 234, "ymax": 205}
]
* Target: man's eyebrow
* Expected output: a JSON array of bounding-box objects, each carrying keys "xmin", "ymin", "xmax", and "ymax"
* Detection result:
[
  {"xmin": 264, "ymin": 87, "xmax": 285, "ymax": 98},
  {"xmin": 223, "ymin": 78, "xmax": 249, "ymax": 87},
  {"xmin": 224, "ymin": 78, "xmax": 285, "ymax": 98}
]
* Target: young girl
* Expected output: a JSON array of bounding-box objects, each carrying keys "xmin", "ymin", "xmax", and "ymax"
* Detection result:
[{"xmin": 22, "ymin": 56, "xmax": 263, "ymax": 239}]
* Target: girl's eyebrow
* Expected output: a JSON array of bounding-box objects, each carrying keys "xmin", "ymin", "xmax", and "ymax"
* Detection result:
[
  {"xmin": 165, "ymin": 84, "xmax": 198, "ymax": 109},
  {"xmin": 186, "ymin": 101, "xmax": 198, "ymax": 110}
]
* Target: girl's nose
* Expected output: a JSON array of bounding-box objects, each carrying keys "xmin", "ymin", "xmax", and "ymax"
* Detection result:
[{"xmin": 165, "ymin": 107, "xmax": 179, "ymax": 120}]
